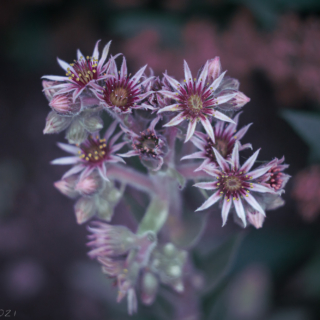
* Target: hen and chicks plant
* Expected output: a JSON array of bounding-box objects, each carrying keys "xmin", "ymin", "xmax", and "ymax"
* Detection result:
[{"xmin": 42, "ymin": 40, "xmax": 289, "ymax": 315}]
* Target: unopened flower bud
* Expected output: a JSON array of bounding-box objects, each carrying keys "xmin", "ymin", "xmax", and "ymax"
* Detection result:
[
  {"xmin": 80, "ymin": 114, "xmax": 103, "ymax": 133},
  {"xmin": 74, "ymin": 197, "xmax": 95, "ymax": 224},
  {"xmin": 54, "ymin": 175, "xmax": 79, "ymax": 199},
  {"xmin": 141, "ymin": 272, "xmax": 159, "ymax": 305},
  {"xmin": 207, "ymin": 57, "xmax": 221, "ymax": 82},
  {"xmin": 163, "ymin": 243, "xmax": 176, "ymax": 258},
  {"xmin": 247, "ymin": 210, "xmax": 265, "ymax": 229},
  {"xmin": 65, "ymin": 118, "xmax": 88, "ymax": 144},
  {"xmin": 230, "ymin": 91, "xmax": 250, "ymax": 109},
  {"xmin": 75, "ymin": 171, "xmax": 104, "ymax": 196},
  {"xmin": 87, "ymin": 223, "xmax": 138, "ymax": 258},
  {"xmin": 42, "ymin": 80, "xmax": 60, "ymax": 102},
  {"xmin": 43, "ymin": 111, "xmax": 72, "ymax": 134},
  {"xmin": 49, "ymin": 94, "xmax": 81, "ymax": 116}
]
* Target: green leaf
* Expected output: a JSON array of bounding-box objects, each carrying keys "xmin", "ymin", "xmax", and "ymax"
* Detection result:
[{"xmin": 281, "ymin": 110, "xmax": 320, "ymax": 161}]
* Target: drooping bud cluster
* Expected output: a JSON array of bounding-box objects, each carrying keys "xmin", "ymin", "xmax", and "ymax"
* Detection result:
[{"xmin": 42, "ymin": 40, "xmax": 289, "ymax": 315}]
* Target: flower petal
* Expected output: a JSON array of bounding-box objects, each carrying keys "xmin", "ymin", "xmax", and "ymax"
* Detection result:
[
  {"xmin": 117, "ymin": 150, "xmax": 139, "ymax": 158},
  {"xmin": 212, "ymin": 147, "xmax": 229, "ymax": 171},
  {"xmin": 62, "ymin": 164, "xmax": 84, "ymax": 179},
  {"xmin": 41, "ymin": 75, "xmax": 69, "ymax": 82},
  {"xmin": 131, "ymin": 65, "xmax": 147, "ymax": 86},
  {"xmin": 233, "ymin": 198, "xmax": 246, "ymax": 227},
  {"xmin": 250, "ymin": 183, "xmax": 276, "ymax": 194},
  {"xmin": 57, "ymin": 58, "xmax": 74, "ymax": 72},
  {"xmin": 216, "ymin": 92, "xmax": 237, "ymax": 105},
  {"xmin": 181, "ymin": 151, "xmax": 206, "ymax": 161},
  {"xmin": 193, "ymin": 181, "xmax": 217, "ymax": 190},
  {"xmin": 157, "ymin": 104, "xmax": 183, "ymax": 114},
  {"xmin": 57, "ymin": 142, "xmax": 80, "ymax": 155},
  {"xmin": 51, "ymin": 156, "xmax": 79, "ymax": 165},
  {"xmin": 195, "ymin": 190, "xmax": 221, "ymax": 211},
  {"xmin": 98, "ymin": 41, "xmax": 111, "ymax": 71},
  {"xmin": 243, "ymin": 193, "xmax": 265, "ymax": 216},
  {"xmin": 222, "ymin": 197, "xmax": 232, "ymax": 226},
  {"xmin": 231, "ymin": 142, "xmax": 240, "ymax": 171},
  {"xmin": 98, "ymin": 163, "xmax": 109, "ymax": 181},
  {"xmin": 163, "ymin": 112, "xmax": 185, "ymax": 127},
  {"xmin": 212, "ymin": 110, "xmax": 235, "ymax": 124},
  {"xmin": 200, "ymin": 117, "xmax": 215, "ymax": 143},
  {"xmin": 248, "ymin": 165, "xmax": 273, "ymax": 180},
  {"xmin": 163, "ymin": 73, "xmax": 181, "ymax": 90},
  {"xmin": 185, "ymin": 120, "xmax": 197, "ymax": 143},
  {"xmin": 240, "ymin": 149, "xmax": 260, "ymax": 173},
  {"xmin": 92, "ymin": 40, "xmax": 100, "ymax": 60},
  {"xmin": 209, "ymin": 70, "xmax": 226, "ymax": 91},
  {"xmin": 235, "ymin": 123, "xmax": 252, "ymax": 140},
  {"xmin": 120, "ymin": 56, "xmax": 128, "ymax": 78},
  {"xmin": 104, "ymin": 121, "xmax": 118, "ymax": 141},
  {"xmin": 183, "ymin": 60, "xmax": 193, "ymax": 86}
]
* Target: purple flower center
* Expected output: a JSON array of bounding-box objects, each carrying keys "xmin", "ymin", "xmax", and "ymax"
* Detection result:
[
  {"xmin": 205, "ymin": 137, "xmax": 233, "ymax": 163},
  {"xmin": 79, "ymin": 136, "xmax": 109, "ymax": 164},
  {"xmin": 66, "ymin": 56, "xmax": 98, "ymax": 87},
  {"xmin": 133, "ymin": 130, "xmax": 160, "ymax": 158},
  {"xmin": 110, "ymin": 87, "xmax": 129, "ymax": 107},
  {"xmin": 187, "ymin": 95, "xmax": 203, "ymax": 114},
  {"xmin": 217, "ymin": 171, "xmax": 252, "ymax": 200}
]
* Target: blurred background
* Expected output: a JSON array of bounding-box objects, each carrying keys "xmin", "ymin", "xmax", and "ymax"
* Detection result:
[{"xmin": 1, "ymin": 0, "xmax": 320, "ymax": 319}]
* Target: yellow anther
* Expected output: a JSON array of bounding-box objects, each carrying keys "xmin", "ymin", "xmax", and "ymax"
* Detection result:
[
  {"xmin": 101, "ymin": 151, "xmax": 105, "ymax": 155},
  {"xmin": 88, "ymin": 153, "xmax": 92, "ymax": 157},
  {"xmin": 76, "ymin": 78, "xmax": 79, "ymax": 81},
  {"xmin": 86, "ymin": 56, "xmax": 89, "ymax": 59},
  {"xmin": 194, "ymin": 78, "xmax": 196, "ymax": 81},
  {"xmin": 94, "ymin": 156, "xmax": 98, "ymax": 160},
  {"xmin": 85, "ymin": 157, "xmax": 89, "ymax": 161},
  {"xmin": 227, "ymin": 199, "xmax": 230, "ymax": 202},
  {"xmin": 217, "ymin": 183, "xmax": 220, "ymax": 185},
  {"xmin": 103, "ymin": 144, "xmax": 107, "ymax": 147},
  {"xmin": 68, "ymin": 77, "xmax": 72, "ymax": 80},
  {"xmin": 233, "ymin": 197, "xmax": 236, "ymax": 200},
  {"xmin": 184, "ymin": 80, "xmax": 186, "ymax": 82},
  {"xmin": 78, "ymin": 151, "xmax": 81, "ymax": 154},
  {"xmin": 234, "ymin": 136, "xmax": 237, "ymax": 139},
  {"xmin": 210, "ymin": 87, "xmax": 213, "ymax": 90},
  {"xmin": 99, "ymin": 145, "xmax": 103, "ymax": 149},
  {"xmin": 220, "ymin": 191, "xmax": 223, "ymax": 194},
  {"xmin": 246, "ymin": 194, "xmax": 249, "ymax": 197}
]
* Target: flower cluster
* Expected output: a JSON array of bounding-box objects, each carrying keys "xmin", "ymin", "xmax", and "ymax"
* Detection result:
[{"xmin": 42, "ymin": 40, "xmax": 289, "ymax": 314}]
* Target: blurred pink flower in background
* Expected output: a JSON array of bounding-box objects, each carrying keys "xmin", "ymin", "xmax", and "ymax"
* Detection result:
[
  {"xmin": 122, "ymin": 10, "xmax": 320, "ymax": 107},
  {"xmin": 292, "ymin": 165, "xmax": 320, "ymax": 222}
]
